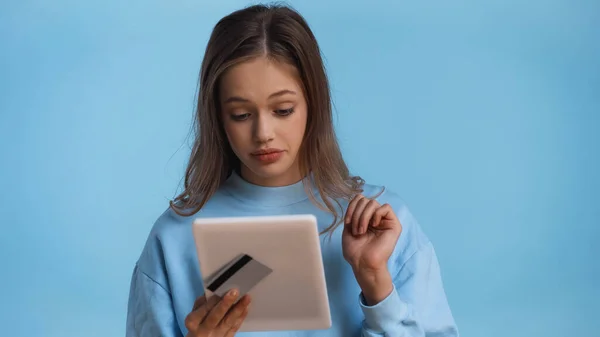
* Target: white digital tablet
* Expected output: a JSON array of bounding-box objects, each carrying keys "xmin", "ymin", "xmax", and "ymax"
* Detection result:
[{"xmin": 192, "ymin": 214, "xmax": 332, "ymax": 332}]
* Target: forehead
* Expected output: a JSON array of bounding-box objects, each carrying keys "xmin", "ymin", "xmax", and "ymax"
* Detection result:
[{"xmin": 219, "ymin": 57, "xmax": 303, "ymax": 100}]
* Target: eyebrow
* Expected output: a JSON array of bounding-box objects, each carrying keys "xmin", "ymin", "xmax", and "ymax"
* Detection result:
[{"xmin": 223, "ymin": 89, "xmax": 296, "ymax": 104}]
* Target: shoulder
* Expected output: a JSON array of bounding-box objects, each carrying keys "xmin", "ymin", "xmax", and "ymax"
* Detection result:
[
  {"xmin": 141, "ymin": 203, "xmax": 197, "ymax": 252},
  {"xmin": 361, "ymin": 182, "xmax": 431, "ymax": 269},
  {"xmin": 142, "ymin": 187, "xmax": 236, "ymax": 245},
  {"xmin": 134, "ymin": 189, "xmax": 237, "ymax": 284},
  {"xmin": 134, "ymin": 206, "xmax": 192, "ymax": 287}
]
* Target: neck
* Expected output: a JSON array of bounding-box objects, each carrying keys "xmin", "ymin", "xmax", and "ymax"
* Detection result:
[
  {"xmin": 223, "ymin": 170, "xmax": 311, "ymax": 207},
  {"xmin": 239, "ymin": 165, "xmax": 303, "ymax": 187}
]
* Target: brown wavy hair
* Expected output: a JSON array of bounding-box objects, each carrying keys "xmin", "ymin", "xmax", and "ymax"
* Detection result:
[{"xmin": 170, "ymin": 3, "xmax": 367, "ymax": 235}]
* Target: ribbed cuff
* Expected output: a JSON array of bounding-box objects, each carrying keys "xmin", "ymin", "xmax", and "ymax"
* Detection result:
[{"xmin": 359, "ymin": 284, "xmax": 407, "ymax": 333}]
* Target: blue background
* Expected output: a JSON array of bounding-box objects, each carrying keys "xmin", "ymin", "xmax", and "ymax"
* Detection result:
[{"xmin": 1, "ymin": 0, "xmax": 598, "ymax": 336}]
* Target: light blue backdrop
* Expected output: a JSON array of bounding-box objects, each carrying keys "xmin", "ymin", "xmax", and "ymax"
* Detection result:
[{"xmin": 1, "ymin": 0, "xmax": 598, "ymax": 336}]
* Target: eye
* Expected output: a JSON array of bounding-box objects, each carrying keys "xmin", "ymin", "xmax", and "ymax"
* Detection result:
[
  {"xmin": 275, "ymin": 107, "xmax": 294, "ymax": 116},
  {"xmin": 230, "ymin": 113, "xmax": 250, "ymax": 121}
]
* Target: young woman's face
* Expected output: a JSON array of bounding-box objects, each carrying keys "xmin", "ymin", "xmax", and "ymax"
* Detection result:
[{"xmin": 219, "ymin": 57, "xmax": 308, "ymax": 186}]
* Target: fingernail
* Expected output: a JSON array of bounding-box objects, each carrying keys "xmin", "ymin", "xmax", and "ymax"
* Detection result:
[{"xmin": 229, "ymin": 289, "xmax": 238, "ymax": 297}]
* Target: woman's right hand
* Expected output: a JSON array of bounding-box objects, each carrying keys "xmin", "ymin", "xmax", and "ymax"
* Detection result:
[{"xmin": 185, "ymin": 289, "xmax": 251, "ymax": 337}]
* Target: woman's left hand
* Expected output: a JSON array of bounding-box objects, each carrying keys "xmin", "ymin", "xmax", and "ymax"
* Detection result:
[{"xmin": 342, "ymin": 194, "xmax": 402, "ymax": 304}]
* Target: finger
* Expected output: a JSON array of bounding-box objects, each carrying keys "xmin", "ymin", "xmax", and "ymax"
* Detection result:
[
  {"xmin": 345, "ymin": 194, "xmax": 364, "ymax": 225},
  {"xmin": 225, "ymin": 306, "xmax": 250, "ymax": 337},
  {"xmin": 185, "ymin": 295, "xmax": 210, "ymax": 331},
  {"xmin": 351, "ymin": 197, "xmax": 370, "ymax": 236},
  {"xmin": 197, "ymin": 294, "xmax": 220, "ymax": 319},
  {"xmin": 221, "ymin": 294, "xmax": 251, "ymax": 330},
  {"xmin": 192, "ymin": 295, "xmax": 206, "ymax": 310},
  {"xmin": 201, "ymin": 289, "xmax": 239, "ymax": 329},
  {"xmin": 184, "ymin": 311, "xmax": 200, "ymax": 333},
  {"xmin": 358, "ymin": 199, "xmax": 380, "ymax": 235},
  {"xmin": 372, "ymin": 203, "xmax": 397, "ymax": 229}
]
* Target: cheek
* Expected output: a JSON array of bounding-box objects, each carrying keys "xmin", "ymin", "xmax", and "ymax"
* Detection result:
[
  {"xmin": 223, "ymin": 122, "xmax": 247, "ymax": 151},
  {"xmin": 288, "ymin": 110, "xmax": 308, "ymax": 147},
  {"xmin": 293, "ymin": 123, "xmax": 306, "ymax": 145}
]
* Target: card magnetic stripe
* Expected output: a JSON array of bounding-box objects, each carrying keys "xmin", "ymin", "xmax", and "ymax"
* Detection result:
[{"xmin": 207, "ymin": 254, "xmax": 253, "ymax": 292}]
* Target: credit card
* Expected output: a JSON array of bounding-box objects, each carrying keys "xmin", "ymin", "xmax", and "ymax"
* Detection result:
[{"xmin": 205, "ymin": 254, "xmax": 272, "ymax": 298}]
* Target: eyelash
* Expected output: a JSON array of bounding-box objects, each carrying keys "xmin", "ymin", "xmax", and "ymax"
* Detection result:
[
  {"xmin": 276, "ymin": 108, "xmax": 295, "ymax": 116},
  {"xmin": 230, "ymin": 108, "xmax": 295, "ymax": 121}
]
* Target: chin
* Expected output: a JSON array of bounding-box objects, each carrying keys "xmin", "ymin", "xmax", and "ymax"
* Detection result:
[
  {"xmin": 243, "ymin": 158, "xmax": 299, "ymax": 184},
  {"xmin": 249, "ymin": 163, "xmax": 289, "ymax": 178}
]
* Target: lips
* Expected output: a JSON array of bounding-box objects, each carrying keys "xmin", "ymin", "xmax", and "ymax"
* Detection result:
[
  {"xmin": 251, "ymin": 148, "xmax": 283, "ymax": 156},
  {"xmin": 251, "ymin": 148, "xmax": 284, "ymax": 163}
]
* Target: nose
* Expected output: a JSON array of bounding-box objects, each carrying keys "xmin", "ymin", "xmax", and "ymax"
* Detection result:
[{"xmin": 252, "ymin": 113, "xmax": 275, "ymax": 144}]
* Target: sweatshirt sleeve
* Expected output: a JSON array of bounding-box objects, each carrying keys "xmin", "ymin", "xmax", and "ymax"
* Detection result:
[
  {"xmin": 126, "ymin": 264, "xmax": 183, "ymax": 337},
  {"xmin": 359, "ymin": 241, "xmax": 459, "ymax": 337}
]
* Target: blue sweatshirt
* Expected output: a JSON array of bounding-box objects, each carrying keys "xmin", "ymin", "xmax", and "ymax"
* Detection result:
[{"xmin": 126, "ymin": 172, "xmax": 459, "ymax": 336}]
